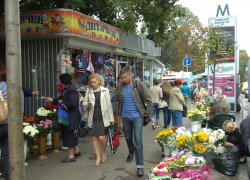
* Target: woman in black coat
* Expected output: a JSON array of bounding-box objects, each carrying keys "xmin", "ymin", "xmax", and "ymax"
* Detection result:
[
  {"xmin": 223, "ymin": 120, "xmax": 249, "ymax": 164},
  {"xmin": 45, "ymin": 73, "xmax": 81, "ymax": 163}
]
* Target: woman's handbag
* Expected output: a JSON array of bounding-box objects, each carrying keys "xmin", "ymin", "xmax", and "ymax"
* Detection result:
[
  {"xmin": 158, "ymin": 100, "xmax": 168, "ymax": 110},
  {"xmin": 0, "ymin": 90, "xmax": 8, "ymax": 122},
  {"xmin": 83, "ymin": 89, "xmax": 90, "ymax": 119}
]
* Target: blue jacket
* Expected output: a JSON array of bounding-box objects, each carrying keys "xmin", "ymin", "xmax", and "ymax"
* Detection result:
[{"xmin": 181, "ymin": 84, "xmax": 191, "ymax": 98}]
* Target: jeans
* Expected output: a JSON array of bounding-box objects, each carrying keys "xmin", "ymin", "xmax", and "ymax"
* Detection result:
[
  {"xmin": 0, "ymin": 124, "xmax": 9, "ymax": 180},
  {"xmin": 151, "ymin": 103, "xmax": 159, "ymax": 122},
  {"xmin": 171, "ymin": 110, "xmax": 182, "ymax": 126},
  {"xmin": 163, "ymin": 108, "xmax": 171, "ymax": 127},
  {"xmin": 122, "ymin": 116, "xmax": 144, "ymax": 168},
  {"xmin": 184, "ymin": 96, "xmax": 190, "ymax": 109}
]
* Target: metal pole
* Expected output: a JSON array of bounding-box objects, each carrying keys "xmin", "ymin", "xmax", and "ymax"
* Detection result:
[{"xmin": 5, "ymin": 0, "xmax": 25, "ymax": 179}]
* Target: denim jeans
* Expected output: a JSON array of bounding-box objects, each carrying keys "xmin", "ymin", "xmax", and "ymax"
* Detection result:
[
  {"xmin": 171, "ymin": 110, "xmax": 182, "ymax": 126},
  {"xmin": 151, "ymin": 103, "xmax": 159, "ymax": 122},
  {"xmin": 122, "ymin": 116, "xmax": 144, "ymax": 168},
  {"xmin": 0, "ymin": 124, "xmax": 9, "ymax": 180},
  {"xmin": 163, "ymin": 108, "xmax": 171, "ymax": 126}
]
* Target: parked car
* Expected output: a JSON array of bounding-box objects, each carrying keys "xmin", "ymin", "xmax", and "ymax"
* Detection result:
[{"xmin": 244, "ymin": 88, "xmax": 249, "ymax": 98}]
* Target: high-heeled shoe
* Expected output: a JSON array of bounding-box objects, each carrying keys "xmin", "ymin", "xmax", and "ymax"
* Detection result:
[{"xmin": 95, "ymin": 159, "xmax": 101, "ymax": 167}]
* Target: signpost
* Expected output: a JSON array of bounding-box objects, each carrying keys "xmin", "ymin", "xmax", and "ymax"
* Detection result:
[{"xmin": 183, "ymin": 57, "xmax": 192, "ymax": 81}]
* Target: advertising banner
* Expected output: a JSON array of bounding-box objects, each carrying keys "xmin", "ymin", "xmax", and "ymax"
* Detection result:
[
  {"xmin": 0, "ymin": 9, "xmax": 120, "ymax": 45},
  {"xmin": 208, "ymin": 16, "xmax": 237, "ymax": 111}
]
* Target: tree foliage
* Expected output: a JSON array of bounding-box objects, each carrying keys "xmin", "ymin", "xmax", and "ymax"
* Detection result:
[
  {"xmin": 239, "ymin": 49, "xmax": 249, "ymax": 83},
  {"xmin": 191, "ymin": 25, "xmax": 237, "ymax": 92},
  {"xmin": 0, "ymin": 0, "xmax": 186, "ymax": 46},
  {"xmin": 160, "ymin": 6, "xmax": 206, "ymax": 74}
]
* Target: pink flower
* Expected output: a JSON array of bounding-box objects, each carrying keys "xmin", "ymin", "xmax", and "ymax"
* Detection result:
[
  {"xmin": 44, "ymin": 125, "xmax": 48, "ymax": 129},
  {"xmin": 40, "ymin": 121, "xmax": 44, "ymax": 124}
]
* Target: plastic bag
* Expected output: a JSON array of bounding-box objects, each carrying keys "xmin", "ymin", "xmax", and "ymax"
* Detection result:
[
  {"xmin": 58, "ymin": 103, "xmax": 70, "ymax": 127},
  {"xmin": 182, "ymin": 106, "xmax": 187, "ymax": 117},
  {"xmin": 213, "ymin": 145, "xmax": 239, "ymax": 176},
  {"xmin": 107, "ymin": 124, "xmax": 120, "ymax": 154}
]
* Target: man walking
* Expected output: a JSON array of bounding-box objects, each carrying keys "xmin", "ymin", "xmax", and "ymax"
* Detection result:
[{"xmin": 115, "ymin": 66, "xmax": 152, "ymax": 176}]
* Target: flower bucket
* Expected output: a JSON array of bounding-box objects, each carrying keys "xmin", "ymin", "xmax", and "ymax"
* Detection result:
[
  {"xmin": 204, "ymin": 152, "xmax": 213, "ymax": 164},
  {"xmin": 37, "ymin": 135, "xmax": 48, "ymax": 160},
  {"xmin": 46, "ymin": 133, "xmax": 52, "ymax": 146},
  {"xmin": 24, "ymin": 140, "xmax": 28, "ymax": 166},
  {"xmin": 191, "ymin": 122, "xmax": 201, "ymax": 132},
  {"xmin": 52, "ymin": 131, "xmax": 60, "ymax": 153},
  {"xmin": 163, "ymin": 144, "xmax": 171, "ymax": 157},
  {"xmin": 171, "ymin": 150, "xmax": 179, "ymax": 157}
]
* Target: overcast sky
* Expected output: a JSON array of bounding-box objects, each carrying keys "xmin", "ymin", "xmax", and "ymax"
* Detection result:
[{"xmin": 178, "ymin": 0, "xmax": 250, "ymax": 55}]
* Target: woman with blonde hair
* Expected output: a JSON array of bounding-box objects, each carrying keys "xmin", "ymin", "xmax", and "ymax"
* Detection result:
[
  {"xmin": 162, "ymin": 81, "xmax": 172, "ymax": 128},
  {"xmin": 223, "ymin": 120, "xmax": 249, "ymax": 164},
  {"xmin": 83, "ymin": 73, "xmax": 114, "ymax": 166}
]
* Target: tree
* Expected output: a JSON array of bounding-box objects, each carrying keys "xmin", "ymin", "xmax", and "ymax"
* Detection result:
[
  {"xmin": 191, "ymin": 25, "xmax": 237, "ymax": 93},
  {"xmin": 160, "ymin": 6, "xmax": 206, "ymax": 74},
  {"xmin": 0, "ymin": 0, "xmax": 185, "ymax": 46},
  {"xmin": 239, "ymin": 49, "xmax": 249, "ymax": 83}
]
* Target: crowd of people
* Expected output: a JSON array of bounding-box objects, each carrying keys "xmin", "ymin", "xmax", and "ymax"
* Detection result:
[{"xmin": 1, "ymin": 62, "xmax": 250, "ymax": 179}]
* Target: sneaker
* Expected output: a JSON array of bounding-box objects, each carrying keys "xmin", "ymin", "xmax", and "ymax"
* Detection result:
[
  {"xmin": 61, "ymin": 146, "xmax": 68, "ymax": 150},
  {"xmin": 137, "ymin": 168, "xmax": 144, "ymax": 176},
  {"xmin": 152, "ymin": 124, "xmax": 155, "ymax": 129},
  {"xmin": 156, "ymin": 125, "xmax": 159, "ymax": 128},
  {"xmin": 126, "ymin": 154, "xmax": 134, "ymax": 162}
]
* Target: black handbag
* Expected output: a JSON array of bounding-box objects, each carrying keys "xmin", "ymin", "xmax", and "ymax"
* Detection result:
[
  {"xmin": 135, "ymin": 80, "xmax": 151, "ymax": 126},
  {"xmin": 182, "ymin": 106, "xmax": 187, "ymax": 117},
  {"xmin": 52, "ymin": 118, "xmax": 66, "ymax": 131}
]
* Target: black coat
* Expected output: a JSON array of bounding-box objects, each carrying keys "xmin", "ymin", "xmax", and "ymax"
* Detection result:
[{"xmin": 53, "ymin": 84, "xmax": 81, "ymax": 131}]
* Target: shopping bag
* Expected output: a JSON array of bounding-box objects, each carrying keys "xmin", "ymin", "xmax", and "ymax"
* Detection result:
[
  {"xmin": 107, "ymin": 124, "xmax": 120, "ymax": 154},
  {"xmin": 182, "ymin": 106, "xmax": 187, "ymax": 117},
  {"xmin": 213, "ymin": 145, "xmax": 239, "ymax": 176},
  {"xmin": 0, "ymin": 90, "xmax": 8, "ymax": 122},
  {"xmin": 57, "ymin": 103, "xmax": 70, "ymax": 127}
]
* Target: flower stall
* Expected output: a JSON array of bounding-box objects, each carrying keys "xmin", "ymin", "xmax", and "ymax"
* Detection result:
[{"xmin": 153, "ymin": 127, "xmax": 228, "ymax": 179}]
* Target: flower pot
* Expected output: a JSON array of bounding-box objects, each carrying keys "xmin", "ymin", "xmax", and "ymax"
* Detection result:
[
  {"xmin": 46, "ymin": 133, "xmax": 52, "ymax": 146},
  {"xmin": 191, "ymin": 122, "xmax": 201, "ymax": 132},
  {"xmin": 31, "ymin": 134, "xmax": 38, "ymax": 150},
  {"xmin": 37, "ymin": 135, "xmax": 48, "ymax": 160},
  {"xmin": 52, "ymin": 131, "xmax": 60, "ymax": 153},
  {"xmin": 204, "ymin": 152, "xmax": 213, "ymax": 164},
  {"xmin": 24, "ymin": 140, "xmax": 28, "ymax": 166},
  {"xmin": 163, "ymin": 144, "xmax": 171, "ymax": 157}
]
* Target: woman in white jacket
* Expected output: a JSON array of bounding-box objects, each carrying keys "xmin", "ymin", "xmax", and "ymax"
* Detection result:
[
  {"xmin": 83, "ymin": 73, "xmax": 114, "ymax": 167},
  {"xmin": 149, "ymin": 79, "xmax": 163, "ymax": 129}
]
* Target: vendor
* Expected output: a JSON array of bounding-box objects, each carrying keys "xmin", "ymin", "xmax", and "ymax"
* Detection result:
[{"xmin": 223, "ymin": 120, "xmax": 249, "ymax": 164}]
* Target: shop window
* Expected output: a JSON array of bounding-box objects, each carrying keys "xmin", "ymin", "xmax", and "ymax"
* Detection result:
[{"xmin": 143, "ymin": 59, "xmax": 151, "ymax": 88}]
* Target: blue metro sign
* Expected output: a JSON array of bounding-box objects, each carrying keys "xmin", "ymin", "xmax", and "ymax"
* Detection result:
[{"xmin": 183, "ymin": 58, "xmax": 192, "ymax": 67}]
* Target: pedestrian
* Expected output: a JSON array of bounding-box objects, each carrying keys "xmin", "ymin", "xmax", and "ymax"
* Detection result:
[
  {"xmin": 223, "ymin": 120, "xmax": 249, "ymax": 164},
  {"xmin": 114, "ymin": 76, "xmax": 124, "ymax": 137},
  {"xmin": 162, "ymin": 81, "xmax": 172, "ymax": 128},
  {"xmin": 45, "ymin": 73, "xmax": 81, "ymax": 163},
  {"xmin": 114, "ymin": 66, "xmax": 152, "ymax": 176},
  {"xmin": 193, "ymin": 84, "xmax": 205, "ymax": 103},
  {"xmin": 83, "ymin": 73, "xmax": 114, "ymax": 167},
  {"xmin": 239, "ymin": 116, "xmax": 250, "ymax": 154},
  {"xmin": 181, "ymin": 81, "xmax": 191, "ymax": 109},
  {"xmin": 169, "ymin": 79, "xmax": 185, "ymax": 126},
  {"xmin": 0, "ymin": 62, "xmax": 9, "ymax": 180},
  {"xmin": 149, "ymin": 79, "xmax": 163, "ymax": 129}
]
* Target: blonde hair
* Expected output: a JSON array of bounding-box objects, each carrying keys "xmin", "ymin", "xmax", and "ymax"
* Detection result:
[
  {"xmin": 88, "ymin": 73, "xmax": 105, "ymax": 88},
  {"xmin": 162, "ymin": 81, "xmax": 172, "ymax": 94},
  {"xmin": 223, "ymin": 120, "xmax": 237, "ymax": 131}
]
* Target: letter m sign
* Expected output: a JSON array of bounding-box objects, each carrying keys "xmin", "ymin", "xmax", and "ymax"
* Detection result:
[{"xmin": 216, "ymin": 4, "xmax": 230, "ymax": 17}]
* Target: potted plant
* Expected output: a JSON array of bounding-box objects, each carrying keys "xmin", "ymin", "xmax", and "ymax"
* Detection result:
[
  {"xmin": 35, "ymin": 120, "xmax": 53, "ymax": 160},
  {"xmin": 155, "ymin": 128, "xmax": 177, "ymax": 157},
  {"xmin": 187, "ymin": 108, "xmax": 206, "ymax": 132}
]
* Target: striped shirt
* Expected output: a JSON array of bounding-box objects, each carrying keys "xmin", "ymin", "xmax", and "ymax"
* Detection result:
[{"xmin": 122, "ymin": 84, "xmax": 141, "ymax": 118}]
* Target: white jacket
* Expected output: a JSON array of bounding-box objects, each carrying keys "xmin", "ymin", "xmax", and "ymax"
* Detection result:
[
  {"xmin": 149, "ymin": 85, "xmax": 163, "ymax": 103},
  {"xmin": 83, "ymin": 86, "xmax": 114, "ymax": 128}
]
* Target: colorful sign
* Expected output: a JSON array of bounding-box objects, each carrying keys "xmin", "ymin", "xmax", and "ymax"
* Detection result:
[
  {"xmin": 208, "ymin": 63, "xmax": 235, "ymax": 102},
  {"xmin": 0, "ymin": 9, "xmax": 120, "ymax": 45}
]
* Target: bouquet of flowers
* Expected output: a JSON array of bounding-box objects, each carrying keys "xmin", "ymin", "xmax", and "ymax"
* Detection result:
[
  {"xmin": 155, "ymin": 128, "xmax": 177, "ymax": 150},
  {"xmin": 187, "ymin": 108, "xmax": 206, "ymax": 124},
  {"xmin": 35, "ymin": 120, "xmax": 53, "ymax": 136},
  {"xmin": 35, "ymin": 106, "xmax": 57, "ymax": 123},
  {"xmin": 23, "ymin": 116, "xmax": 36, "ymax": 123},
  {"xmin": 23, "ymin": 122, "xmax": 39, "ymax": 141}
]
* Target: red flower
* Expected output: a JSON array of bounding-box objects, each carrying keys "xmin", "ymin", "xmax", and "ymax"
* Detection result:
[
  {"xmin": 44, "ymin": 105, "xmax": 57, "ymax": 110},
  {"xmin": 23, "ymin": 116, "xmax": 36, "ymax": 123}
]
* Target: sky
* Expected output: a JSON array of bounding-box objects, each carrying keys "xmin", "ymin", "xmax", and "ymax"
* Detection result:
[{"xmin": 177, "ymin": 0, "xmax": 250, "ymax": 55}]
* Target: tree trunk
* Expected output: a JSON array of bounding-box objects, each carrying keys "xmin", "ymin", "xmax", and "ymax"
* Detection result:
[{"xmin": 5, "ymin": 0, "xmax": 25, "ymax": 179}]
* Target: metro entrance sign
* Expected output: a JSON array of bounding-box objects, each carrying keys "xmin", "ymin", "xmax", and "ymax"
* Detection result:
[{"xmin": 183, "ymin": 58, "xmax": 192, "ymax": 67}]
